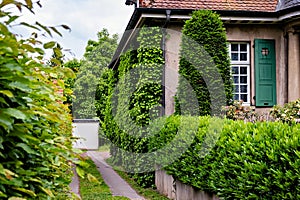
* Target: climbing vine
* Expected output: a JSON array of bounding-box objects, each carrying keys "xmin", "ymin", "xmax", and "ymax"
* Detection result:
[
  {"xmin": 175, "ymin": 10, "xmax": 233, "ymax": 115},
  {"xmin": 100, "ymin": 26, "xmax": 164, "ymax": 187}
]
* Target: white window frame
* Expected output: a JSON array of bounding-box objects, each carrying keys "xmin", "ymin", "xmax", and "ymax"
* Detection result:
[{"xmin": 229, "ymin": 42, "xmax": 250, "ymax": 106}]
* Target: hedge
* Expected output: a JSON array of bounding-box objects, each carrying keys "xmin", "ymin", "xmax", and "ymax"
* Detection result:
[
  {"xmin": 0, "ymin": 2, "xmax": 77, "ymax": 198},
  {"xmin": 163, "ymin": 117, "xmax": 300, "ymax": 199}
]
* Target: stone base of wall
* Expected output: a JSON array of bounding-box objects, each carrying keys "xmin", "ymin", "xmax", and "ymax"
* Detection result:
[{"xmin": 155, "ymin": 169, "xmax": 219, "ymax": 200}]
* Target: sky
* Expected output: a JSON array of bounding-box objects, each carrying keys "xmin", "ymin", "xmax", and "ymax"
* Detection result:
[{"xmin": 12, "ymin": 0, "xmax": 134, "ymax": 60}]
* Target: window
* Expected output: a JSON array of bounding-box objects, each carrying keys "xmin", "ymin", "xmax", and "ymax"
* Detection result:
[{"xmin": 229, "ymin": 43, "xmax": 250, "ymax": 105}]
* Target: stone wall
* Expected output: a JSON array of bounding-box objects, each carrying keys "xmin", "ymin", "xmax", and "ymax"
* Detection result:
[{"xmin": 155, "ymin": 169, "xmax": 219, "ymax": 200}]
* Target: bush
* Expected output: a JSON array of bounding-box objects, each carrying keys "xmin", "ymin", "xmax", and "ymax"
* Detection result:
[
  {"xmin": 222, "ymin": 100, "xmax": 256, "ymax": 120},
  {"xmin": 164, "ymin": 117, "xmax": 300, "ymax": 199},
  {"xmin": 270, "ymin": 98, "xmax": 300, "ymax": 124},
  {"xmin": 0, "ymin": 1, "xmax": 77, "ymax": 198}
]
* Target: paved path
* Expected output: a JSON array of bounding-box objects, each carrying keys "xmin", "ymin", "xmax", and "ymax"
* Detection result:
[
  {"xmin": 70, "ymin": 167, "xmax": 81, "ymax": 199},
  {"xmin": 86, "ymin": 151, "xmax": 145, "ymax": 200}
]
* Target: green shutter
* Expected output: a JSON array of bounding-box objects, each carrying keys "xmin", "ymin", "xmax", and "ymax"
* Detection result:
[{"xmin": 254, "ymin": 39, "xmax": 276, "ymax": 107}]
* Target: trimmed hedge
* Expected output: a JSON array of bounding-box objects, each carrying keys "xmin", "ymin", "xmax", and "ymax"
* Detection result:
[{"xmin": 163, "ymin": 117, "xmax": 300, "ymax": 199}]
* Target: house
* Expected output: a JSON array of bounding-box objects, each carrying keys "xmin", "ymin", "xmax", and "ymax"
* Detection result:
[{"xmin": 112, "ymin": 0, "xmax": 300, "ymax": 114}]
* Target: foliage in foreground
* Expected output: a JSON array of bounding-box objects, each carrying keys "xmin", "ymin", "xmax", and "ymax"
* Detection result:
[{"xmin": 0, "ymin": 1, "xmax": 78, "ymax": 199}]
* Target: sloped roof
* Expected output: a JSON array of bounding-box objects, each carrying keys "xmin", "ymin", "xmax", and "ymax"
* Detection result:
[
  {"xmin": 141, "ymin": 0, "xmax": 278, "ymax": 12},
  {"xmin": 277, "ymin": 0, "xmax": 300, "ymax": 10}
]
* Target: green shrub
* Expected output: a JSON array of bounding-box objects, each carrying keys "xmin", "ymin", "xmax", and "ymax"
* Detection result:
[
  {"xmin": 0, "ymin": 1, "xmax": 77, "ymax": 198},
  {"xmin": 164, "ymin": 117, "xmax": 300, "ymax": 199},
  {"xmin": 270, "ymin": 98, "xmax": 300, "ymax": 124},
  {"xmin": 176, "ymin": 10, "xmax": 233, "ymax": 116}
]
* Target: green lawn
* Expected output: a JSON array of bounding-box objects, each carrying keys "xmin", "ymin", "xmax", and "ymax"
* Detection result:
[{"xmin": 79, "ymin": 158, "xmax": 129, "ymax": 200}]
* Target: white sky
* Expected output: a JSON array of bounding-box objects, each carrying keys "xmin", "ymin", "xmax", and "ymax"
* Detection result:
[{"xmin": 10, "ymin": 0, "xmax": 134, "ymax": 59}]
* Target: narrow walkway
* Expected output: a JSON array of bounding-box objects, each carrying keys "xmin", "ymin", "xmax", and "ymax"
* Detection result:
[
  {"xmin": 70, "ymin": 168, "xmax": 81, "ymax": 199},
  {"xmin": 87, "ymin": 151, "xmax": 145, "ymax": 200}
]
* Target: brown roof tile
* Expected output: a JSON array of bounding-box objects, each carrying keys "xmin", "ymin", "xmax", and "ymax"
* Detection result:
[{"xmin": 141, "ymin": 0, "xmax": 278, "ymax": 12}]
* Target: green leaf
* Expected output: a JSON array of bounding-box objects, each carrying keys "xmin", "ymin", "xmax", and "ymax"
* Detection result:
[
  {"xmin": 0, "ymin": 191, "xmax": 7, "ymax": 198},
  {"xmin": 0, "ymin": 90, "xmax": 14, "ymax": 98},
  {"xmin": 38, "ymin": 186, "xmax": 54, "ymax": 197},
  {"xmin": 43, "ymin": 41, "xmax": 56, "ymax": 49},
  {"xmin": 76, "ymin": 167, "xmax": 85, "ymax": 178},
  {"xmin": 6, "ymin": 15, "xmax": 19, "ymax": 25},
  {"xmin": 87, "ymin": 173, "xmax": 100, "ymax": 183},
  {"xmin": 20, "ymin": 22, "xmax": 40, "ymax": 31},
  {"xmin": 9, "ymin": 81, "xmax": 32, "ymax": 92},
  {"xmin": 0, "ymin": 114, "xmax": 13, "ymax": 130},
  {"xmin": 25, "ymin": 0, "xmax": 33, "ymax": 9},
  {"xmin": 36, "ymin": 21, "xmax": 52, "ymax": 37},
  {"xmin": 8, "ymin": 197, "xmax": 26, "ymax": 200},
  {"xmin": 16, "ymin": 143, "xmax": 35, "ymax": 154},
  {"xmin": 2, "ymin": 108, "xmax": 27, "ymax": 120},
  {"xmin": 13, "ymin": 187, "xmax": 36, "ymax": 197},
  {"xmin": 53, "ymin": 47, "xmax": 63, "ymax": 58},
  {"xmin": 0, "ymin": 0, "xmax": 15, "ymax": 8},
  {"xmin": 61, "ymin": 24, "xmax": 71, "ymax": 32},
  {"xmin": 22, "ymin": 44, "xmax": 35, "ymax": 52},
  {"xmin": 49, "ymin": 26, "xmax": 62, "ymax": 37}
]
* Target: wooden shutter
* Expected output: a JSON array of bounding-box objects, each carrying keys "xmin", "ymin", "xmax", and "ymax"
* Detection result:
[{"xmin": 254, "ymin": 39, "xmax": 276, "ymax": 107}]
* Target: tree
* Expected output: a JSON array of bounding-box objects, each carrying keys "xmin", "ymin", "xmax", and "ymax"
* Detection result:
[
  {"xmin": 64, "ymin": 59, "xmax": 82, "ymax": 112},
  {"xmin": 72, "ymin": 29, "xmax": 118, "ymax": 119}
]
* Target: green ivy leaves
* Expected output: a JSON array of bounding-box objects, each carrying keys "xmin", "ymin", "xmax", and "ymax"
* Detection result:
[{"xmin": 176, "ymin": 10, "xmax": 233, "ymax": 116}]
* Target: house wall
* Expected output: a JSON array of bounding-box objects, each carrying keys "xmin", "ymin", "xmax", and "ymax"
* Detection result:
[
  {"xmin": 164, "ymin": 25, "xmax": 182, "ymax": 115},
  {"xmin": 225, "ymin": 24, "xmax": 287, "ymax": 106},
  {"xmin": 284, "ymin": 20, "xmax": 300, "ymax": 102},
  {"xmin": 163, "ymin": 21, "xmax": 300, "ymax": 114}
]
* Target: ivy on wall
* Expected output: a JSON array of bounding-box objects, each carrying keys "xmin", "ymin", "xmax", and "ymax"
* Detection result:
[
  {"xmin": 176, "ymin": 10, "xmax": 233, "ymax": 116},
  {"xmin": 96, "ymin": 26, "xmax": 164, "ymax": 187}
]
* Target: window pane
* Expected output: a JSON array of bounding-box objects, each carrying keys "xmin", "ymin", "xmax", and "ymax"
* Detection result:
[
  {"xmin": 240, "ymin": 85, "xmax": 248, "ymax": 93},
  {"xmin": 234, "ymin": 94, "xmax": 239, "ymax": 100},
  {"xmin": 240, "ymin": 53, "xmax": 247, "ymax": 61},
  {"xmin": 240, "ymin": 76, "xmax": 247, "ymax": 84},
  {"xmin": 231, "ymin": 53, "xmax": 238, "ymax": 61},
  {"xmin": 233, "ymin": 76, "xmax": 239, "ymax": 84},
  {"xmin": 231, "ymin": 44, "xmax": 238, "ymax": 51},
  {"xmin": 232, "ymin": 66, "xmax": 239, "ymax": 74},
  {"xmin": 235, "ymin": 85, "xmax": 239, "ymax": 92},
  {"xmin": 240, "ymin": 44, "xmax": 247, "ymax": 51},
  {"xmin": 241, "ymin": 94, "xmax": 248, "ymax": 102},
  {"xmin": 240, "ymin": 67, "xmax": 247, "ymax": 74}
]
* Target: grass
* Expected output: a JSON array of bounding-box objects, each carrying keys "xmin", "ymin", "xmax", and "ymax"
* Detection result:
[
  {"xmin": 79, "ymin": 158, "xmax": 129, "ymax": 200},
  {"xmin": 98, "ymin": 144, "xmax": 110, "ymax": 152},
  {"xmin": 106, "ymin": 158, "xmax": 169, "ymax": 200}
]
